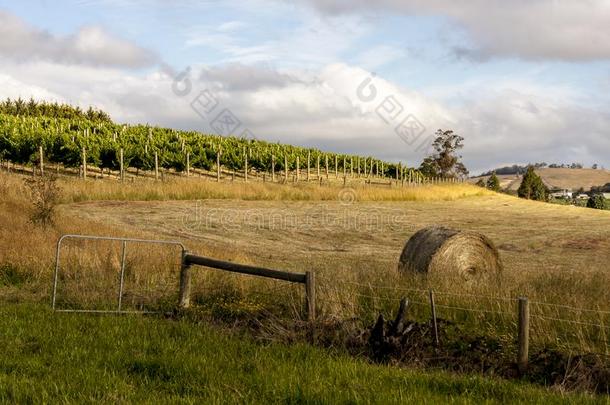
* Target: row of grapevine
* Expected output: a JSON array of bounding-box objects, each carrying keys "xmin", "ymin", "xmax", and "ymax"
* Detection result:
[{"xmin": 0, "ymin": 113, "xmax": 422, "ymax": 179}]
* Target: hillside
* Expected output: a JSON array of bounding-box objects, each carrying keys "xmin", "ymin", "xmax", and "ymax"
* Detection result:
[{"xmin": 470, "ymin": 168, "xmax": 610, "ymax": 191}]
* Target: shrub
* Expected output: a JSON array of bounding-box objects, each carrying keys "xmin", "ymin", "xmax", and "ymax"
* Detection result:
[
  {"xmin": 24, "ymin": 174, "xmax": 61, "ymax": 227},
  {"xmin": 518, "ymin": 166, "xmax": 547, "ymax": 201},
  {"xmin": 486, "ymin": 172, "xmax": 501, "ymax": 192},
  {"xmin": 586, "ymin": 194, "xmax": 606, "ymax": 210}
]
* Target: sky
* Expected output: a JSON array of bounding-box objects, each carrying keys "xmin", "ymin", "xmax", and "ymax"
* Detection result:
[{"xmin": 1, "ymin": 1, "xmax": 609, "ymax": 173}]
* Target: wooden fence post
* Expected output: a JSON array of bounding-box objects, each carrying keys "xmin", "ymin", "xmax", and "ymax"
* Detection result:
[
  {"xmin": 284, "ymin": 155, "xmax": 288, "ymax": 183},
  {"xmin": 154, "ymin": 152, "xmax": 159, "ymax": 180},
  {"xmin": 307, "ymin": 151, "xmax": 311, "ymax": 182},
  {"xmin": 217, "ymin": 149, "xmax": 222, "ymax": 182},
  {"xmin": 334, "ymin": 155, "xmax": 338, "ymax": 178},
  {"xmin": 296, "ymin": 156, "xmax": 300, "ymax": 182},
  {"xmin": 186, "ymin": 152, "xmax": 190, "ymax": 177},
  {"xmin": 429, "ymin": 289, "xmax": 439, "ymax": 346},
  {"xmin": 39, "ymin": 146, "xmax": 44, "ymax": 176},
  {"xmin": 325, "ymin": 155, "xmax": 329, "ymax": 179},
  {"xmin": 305, "ymin": 271, "xmax": 316, "ymax": 322},
  {"xmin": 316, "ymin": 155, "xmax": 320, "ymax": 179},
  {"xmin": 518, "ymin": 297, "xmax": 530, "ymax": 374},
  {"xmin": 179, "ymin": 251, "xmax": 192, "ymax": 309},
  {"xmin": 271, "ymin": 154, "xmax": 275, "ymax": 182},
  {"xmin": 244, "ymin": 149, "xmax": 248, "ymax": 183},
  {"xmin": 82, "ymin": 147, "xmax": 87, "ymax": 180}
]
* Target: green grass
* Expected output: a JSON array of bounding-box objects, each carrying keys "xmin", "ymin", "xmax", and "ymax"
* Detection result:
[{"xmin": 0, "ymin": 304, "xmax": 604, "ymax": 404}]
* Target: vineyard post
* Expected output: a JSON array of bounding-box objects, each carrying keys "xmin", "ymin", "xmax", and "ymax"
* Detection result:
[
  {"xmin": 343, "ymin": 156, "xmax": 346, "ymax": 178},
  {"xmin": 186, "ymin": 152, "xmax": 190, "ymax": 177},
  {"xmin": 82, "ymin": 147, "xmax": 87, "ymax": 180},
  {"xmin": 154, "ymin": 152, "xmax": 159, "ymax": 181},
  {"xmin": 334, "ymin": 155, "xmax": 338, "ymax": 178},
  {"xmin": 357, "ymin": 157, "xmax": 360, "ymax": 177},
  {"xmin": 307, "ymin": 151, "xmax": 311, "ymax": 182},
  {"xmin": 375, "ymin": 161, "xmax": 378, "ymax": 178},
  {"xmin": 120, "ymin": 148, "xmax": 124, "ymax": 181},
  {"xmin": 271, "ymin": 154, "xmax": 275, "ymax": 182},
  {"xmin": 396, "ymin": 163, "xmax": 399, "ymax": 181},
  {"xmin": 364, "ymin": 158, "xmax": 367, "ymax": 178},
  {"xmin": 217, "ymin": 148, "xmax": 222, "ymax": 182},
  {"xmin": 316, "ymin": 155, "xmax": 320, "ymax": 179},
  {"xmin": 518, "ymin": 297, "xmax": 530, "ymax": 374},
  {"xmin": 325, "ymin": 155, "xmax": 329, "ymax": 179},
  {"xmin": 39, "ymin": 146, "xmax": 44, "ymax": 176},
  {"xmin": 350, "ymin": 157, "xmax": 353, "ymax": 177},
  {"xmin": 244, "ymin": 148, "xmax": 248, "ymax": 183},
  {"xmin": 284, "ymin": 154, "xmax": 288, "ymax": 183},
  {"xmin": 296, "ymin": 156, "xmax": 300, "ymax": 182}
]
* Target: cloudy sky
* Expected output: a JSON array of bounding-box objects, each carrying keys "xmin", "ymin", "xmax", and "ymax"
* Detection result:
[{"xmin": 1, "ymin": 1, "xmax": 609, "ymax": 173}]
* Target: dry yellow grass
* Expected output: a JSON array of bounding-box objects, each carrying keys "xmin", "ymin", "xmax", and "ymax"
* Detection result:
[
  {"xmin": 59, "ymin": 175, "xmax": 491, "ymax": 203},
  {"xmin": 2, "ymin": 170, "xmax": 609, "ymax": 354}
]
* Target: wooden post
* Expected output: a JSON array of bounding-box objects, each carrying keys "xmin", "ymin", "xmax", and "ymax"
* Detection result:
[
  {"xmin": 316, "ymin": 155, "xmax": 320, "ymax": 179},
  {"xmin": 82, "ymin": 147, "xmax": 87, "ymax": 180},
  {"xmin": 154, "ymin": 152, "xmax": 159, "ymax": 180},
  {"xmin": 364, "ymin": 158, "xmax": 367, "ymax": 178},
  {"xmin": 429, "ymin": 289, "xmax": 439, "ymax": 346},
  {"xmin": 350, "ymin": 157, "xmax": 353, "ymax": 177},
  {"xmin": 244, "ymin": 149, "xmax": 248, "ymax": 183},
  {"xmin": 217, "ymin": 149, "xmax": 222, "ymax": 182},
  {"xmin": 305, "ymin": 271, "xmax": 316, "ymax": 322},
  {"xmin": 334, "ymin": 155, "xmax": 338, "ymax": 178},
  {"xmin": 179, "ymin": 251, "xmax": 192, "ymax": 309},
  {"xmin": 518, "ymin": 297, "xmax": 530, "ymax": 374},
  {"xmin": 325, "ymin": 155, "xmax": 329, "ymax": 179},
  {"xmin": 119, "ymin": 148, "xmax": 124, "ymax": 181},
  {"xmin": 343, "ymin": 156, "xmax": 346, "ymax": 178},
  {"xmin": 357, "ymin": 157, "xmax": 360, "ymax": 177},
  {"xmin": 186, "ymin": 152, "xmax": 190, "ymax": 177},
  {"xmin": 284, "ymin": 155, "xmax": 288, "ymax": 182},
  {"xmin": 296, "ymin": 156, "xmax": 300, "ymax": 182},
  {"xmin": 39, "ymin": 146, "xmax": 44, "ymax": 176},
  {"xmin": 307, "ymin": 151, "xmax": 311, "ymax": 181},
  {"xmin": 271, "ymin": 154, "xmax": 275, "ymax": 182}
]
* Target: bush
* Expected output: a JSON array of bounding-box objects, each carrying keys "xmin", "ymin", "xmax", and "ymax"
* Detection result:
[
  {"xmin": 518, "ymin": 166, "xmax": 547, "ymax": 201},
  {"xmin": 486, "ymin": 172, "xmax": 501, "ymax": 192},
  {"xmin": 24, "ymin": 174, "xmax": 61, "ymax": 227},
  {"xmin": 586, "ymin": 194, "xmax": 606, "ymax": 210}
]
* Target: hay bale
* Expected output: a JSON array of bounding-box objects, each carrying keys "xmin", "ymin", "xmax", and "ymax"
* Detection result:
[{"xmin": 398, "ymin": 226, "xmax": 502, "ymax": 280}]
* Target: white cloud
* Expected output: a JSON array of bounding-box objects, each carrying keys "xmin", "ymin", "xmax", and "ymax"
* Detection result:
[
  {"xmin": 299, "ymin": 0, "xmax": 610, "ymax": 61},
  {"xmin": 0, "ymin": 10, "xmax": 157, "ymax": 68},
  {"xmin": 1, "ymin": 57, "xmax": 608, "ymax": 172}
]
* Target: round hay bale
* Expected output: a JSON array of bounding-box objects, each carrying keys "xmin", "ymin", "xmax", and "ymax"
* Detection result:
[{"xmin": 398, "ymin": 225, "xmax": 502, "ymax": 280}]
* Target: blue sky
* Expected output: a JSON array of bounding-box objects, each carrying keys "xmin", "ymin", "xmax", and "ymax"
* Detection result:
[{"xmin": 1, "ymin": 0, "xmax": 609, "ymax": 173}]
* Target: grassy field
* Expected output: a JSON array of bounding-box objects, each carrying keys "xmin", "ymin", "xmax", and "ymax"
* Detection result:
[
  {"xmin": 1, "ymin": 169, "xmax": 610, "ymax": 397},
  {"xmin": 0, "ymin": 303, "xmax": 603, "ymax": 404}
]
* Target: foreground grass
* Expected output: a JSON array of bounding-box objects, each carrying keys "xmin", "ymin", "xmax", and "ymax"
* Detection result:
[{"xmin": 0, "ymin": 304, "xmax": 602, "ymax": 404}]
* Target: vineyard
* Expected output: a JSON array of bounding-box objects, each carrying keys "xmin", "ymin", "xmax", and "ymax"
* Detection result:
[{"xmin": 0, "ymin": 99, "xmax": 426, "ymax": 183}]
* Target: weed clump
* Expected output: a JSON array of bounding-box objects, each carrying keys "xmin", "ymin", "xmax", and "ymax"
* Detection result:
[{"xmin": 24, "ymin": 174, "xmax": 61, "ymax": 227}]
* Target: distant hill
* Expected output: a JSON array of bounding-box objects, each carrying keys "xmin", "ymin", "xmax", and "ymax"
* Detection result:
[{"xmin": 470, "ymin": 168, "xmax": 610, "ymax": 192}]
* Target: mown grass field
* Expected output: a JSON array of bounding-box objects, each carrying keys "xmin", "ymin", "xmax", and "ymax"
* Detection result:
[{"xmin": 0, "ymin": 303, "xmax": 603, "ymax": 404}]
